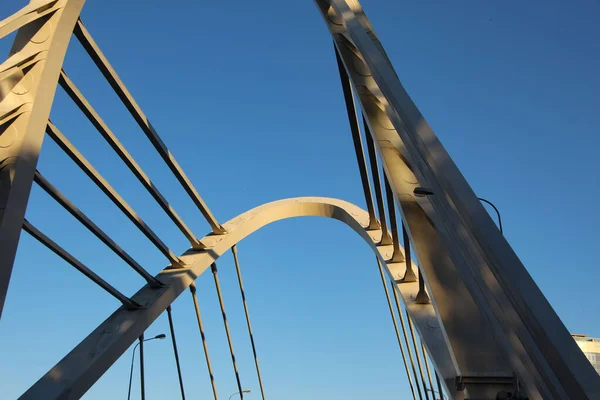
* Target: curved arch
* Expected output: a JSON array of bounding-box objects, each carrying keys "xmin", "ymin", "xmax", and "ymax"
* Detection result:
[{"xmin": 22, "ymin": 197, "xmax": 455, "ymax": 399}]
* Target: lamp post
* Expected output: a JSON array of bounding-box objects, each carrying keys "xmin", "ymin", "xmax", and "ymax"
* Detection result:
[
  {"xmin": 426, "ymin": 388, "xmax": 447, "ymax": 400},
  {"xmin": 413, "ymin": 187, "xmax": 503, "ymax": 234},
  {"xmin": 127, "ymin": 333, "xmax": 166, "ymax": 400},
  {"xmin": 477, "ymin": 197, "xmax": 503, "ymax": 234},
  {"xmin": 229, "ymin": 389, "xmax": 251, "ymax": 399}
]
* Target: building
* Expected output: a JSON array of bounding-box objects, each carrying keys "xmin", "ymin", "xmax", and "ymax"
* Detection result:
[{"xmin": 573, "ymin": 334, "xmax": 600, "ymax": 374}]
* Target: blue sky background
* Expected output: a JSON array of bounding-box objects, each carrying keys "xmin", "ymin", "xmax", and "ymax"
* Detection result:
[{"xmin": 1, "ymin": 0, "xmax": 599, "ymax": 399}]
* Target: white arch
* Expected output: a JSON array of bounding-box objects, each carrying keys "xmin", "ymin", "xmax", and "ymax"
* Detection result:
[{"xmin": 22, "ymin": 196, "xmax": 455, "ymax": 399}]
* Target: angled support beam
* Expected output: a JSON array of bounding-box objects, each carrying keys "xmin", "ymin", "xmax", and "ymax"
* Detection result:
[
  {"xmin": 22, "ymin": 219, "xmax": 140, "ymax": 309},
  {"xmin": 363, "ymin": 117, "xmax": 392, "ymax": 245},
  {"xmin": 384, "ymin": 173, "xmax": 403, "ymax": 263},
  {"xmin": 334, "ymin": 45, "xmax": 378, "ymax": 230},
  {"xmin": 57, "ymin": 71, "xmax": 202, "ymax": 249},
  {"xmin": 0, "ymin": 0, "xmax": 86, "ymax": 319},
  {"xmin": 403, "ymin": 220, "xmax": 428, "ymax": 304},
  {"xmin": 72, "ymin": 19, "xmax": 225, "ymax": 235},
  {"xmin": 363, "ymin": 117, "xmax": 392, "ymax": 246},
  {"xmin": 45, "ymin": 121, "xmax": 183, "ymax": 267},
  {"xmin": 34, "ymin": 170, "xmax": 163, "ymax": 288},
  {"xmin": 401, "ymin": 224, "xmax": 416, "ymax": 282}
]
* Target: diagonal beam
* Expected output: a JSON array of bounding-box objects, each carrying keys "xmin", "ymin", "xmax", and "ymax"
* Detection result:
[
  {"xmin": 401, "ymin": 224, "xmax": 416, "ymax": 282},
  {"xmin": 384, "ymin": 172, "xmax": 403, "ymax": 263},
  {"xmin": 363, "ymin": 117, "xmax": 392, "ymax": 245},
  {"xmin": 334, "ymin": 45, "xmax": 378, "ymax": 230},
  {"xmin": 34, "ymin": 170, "xmax": 163, "ymax": 288},
  {"xmin": 72, "ymin": 19, "xmax": 225, "ymax": 235},
  {"xmin": 45, "ymin": 121, "xmax": 183, "ymax": 267},
  {"xmin": 22, "ymin": 219, "xmax": 140, "ymax": 309},
  {"xmin": 58, "ymin": 71, "xmax": 202, "ymax": 249}
]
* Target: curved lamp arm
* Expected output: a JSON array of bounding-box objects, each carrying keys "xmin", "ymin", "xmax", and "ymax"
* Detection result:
[
  {"xmin": 229, "ymin": 389, "xmax": 251, "ymax": 399},
  {"xmin": 127, "ymin": 334, "xmax": 166, "ymax": 400}
]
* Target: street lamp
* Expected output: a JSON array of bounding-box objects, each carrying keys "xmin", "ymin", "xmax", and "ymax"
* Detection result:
[
  {"xmin": 229, "ymin": 389, "xmax": 251, "ymax": 399},
  {"xmin": 413, "ymin": 187, "xmax": 503, "ymax": 234},
  {"xmin": 477, "ymin": 197, "xmax": 503, "ymax": 234},
  {"xmin": 127, "ymin": 333, "xmax": 166, "ymax": 400},
  {"xmin": 426, "ymin": 388, "xmax": 447, "ymax": 400}
]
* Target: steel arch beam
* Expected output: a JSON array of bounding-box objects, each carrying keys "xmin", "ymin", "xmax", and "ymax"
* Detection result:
[
  {"xmin": 0, "ymin": 0, "xmax": 86, "ymax": 319},
  {"xmin": 21, "ymin": 196, "xmax": 452, "ymax": 400},
  {"xmin": 319, "ymin": 3, "xmax": 511, "ymax": 397},
  {"xmin": 317, "ymin": 1, "xmax": 600, "ymax": 399}
]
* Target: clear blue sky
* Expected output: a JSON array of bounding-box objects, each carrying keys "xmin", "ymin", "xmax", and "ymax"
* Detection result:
[{"xmin": 1, "ymin": 0, "xmax": 599, "ymax": 399}]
